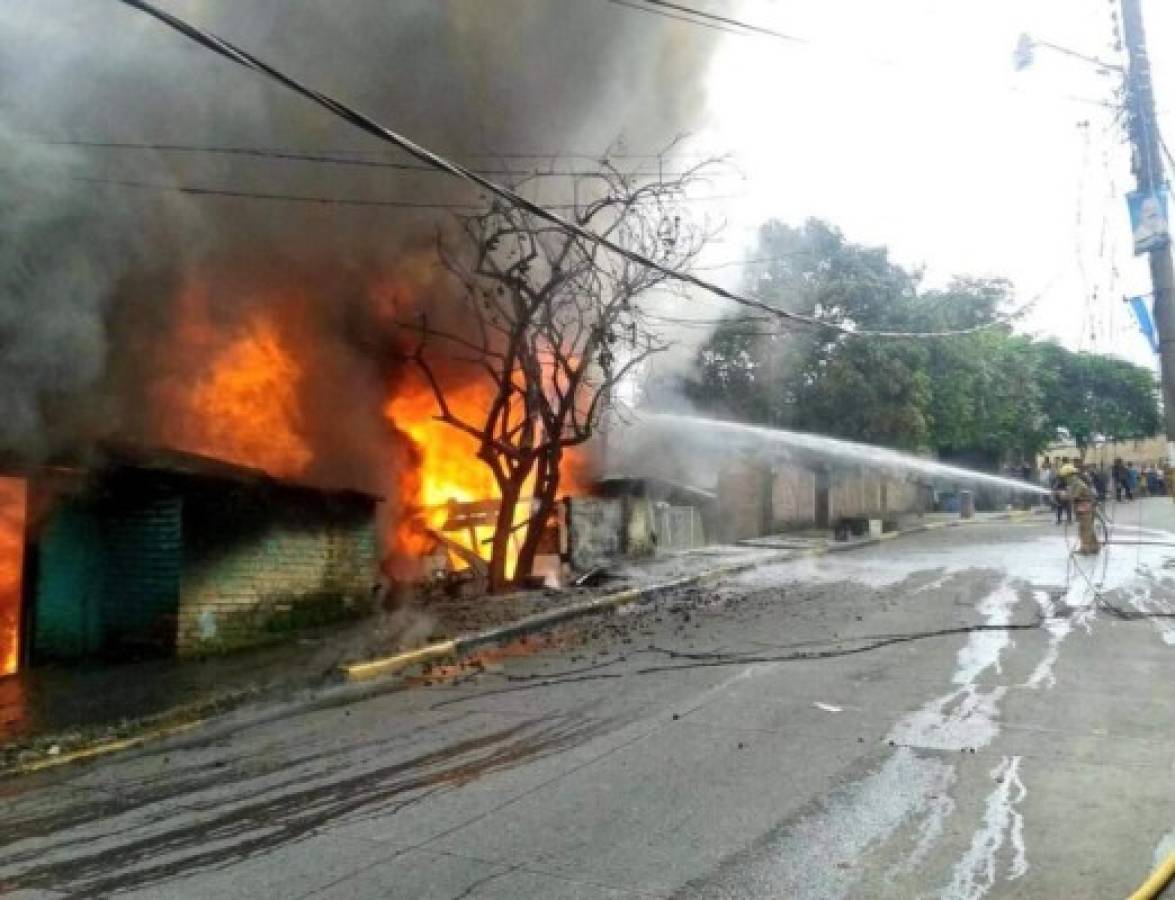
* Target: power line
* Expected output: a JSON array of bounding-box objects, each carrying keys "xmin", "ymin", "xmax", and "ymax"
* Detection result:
[
  {"xmin": 63, "ymin": 174, "xmax": 481, "ymax": 209},
  {"xmin": 693, "ymin": 251, "xmax": 816, "ymax": 271},
  {"xmin": 640, "ymin": 311, "xmax": 773, "ymax": 327},
  {"xmin": 603, "ymin": 0, "xmax": 808, "ymax": 45},
  {"xmin": 602, "ymin": 0, "xmax": 752, "ymax": 39},
  {"xmin": 112, "ymin": 0, "xmax": 1013, "ymax": 340},
  {"xmin": 34, "ymin": 138, "xmax": 729, "ymax": 180},
  {"xmin": 607, "ymin": 0, "xmax": 1116, "ymax": 114},
  {"xmin": 55, "ymin": 172, "xmax": 746, "ymax": 211}
]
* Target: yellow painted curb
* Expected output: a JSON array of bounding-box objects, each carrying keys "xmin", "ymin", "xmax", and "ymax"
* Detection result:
[
  {"xmin": 1128, "ymin": 850, "xmax": 1175, "ymax": 900},
  {"xmin": 4, "ymin": 719, "xmax": 204, "ymax": 778},
  {"xmin": 342, "ymin": 638, "xmax": 458, "ymax": 682}
]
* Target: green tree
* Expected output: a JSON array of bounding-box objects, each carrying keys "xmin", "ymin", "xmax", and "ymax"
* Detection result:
[
  {"xmin": 684, "ymin": 217, "xmax": 1161, "ymax": 466},
  {"xmin": 685, "ymin": 218, "xmax": 922, "ymax": 435},
  {"xmin": 1033, "ymin": 342, "xmax": 1160, "ymax": 449}
]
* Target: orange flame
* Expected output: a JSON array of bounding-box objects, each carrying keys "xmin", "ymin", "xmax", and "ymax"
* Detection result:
[
  {"xmin": 385, "ymin": 374, "xmax": 591, "ymax": 579},
  {"xmin": 158, "ymin": 284, "xmax": 311, "ymax": 477},
  {"xmin": 0, "ymin": 478, "xmax": 27, "ymax": 677},
  {"xmin": 386, "ymin": 379, "xmax": 511, "ymax": 573}
]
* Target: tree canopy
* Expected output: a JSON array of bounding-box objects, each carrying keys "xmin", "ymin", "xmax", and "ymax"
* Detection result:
[{"xmin": 685, "ymin": 218, "xmax": 1161, "ymax": 465}]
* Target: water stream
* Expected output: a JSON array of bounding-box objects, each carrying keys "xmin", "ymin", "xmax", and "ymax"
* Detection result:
[{"xmin": 636, "ymin": 413, "xmax": 1050, "ymax": 496}]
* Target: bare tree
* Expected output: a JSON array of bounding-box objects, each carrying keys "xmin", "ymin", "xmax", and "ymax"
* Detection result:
[{"xmin": 405, "ymin": 160, "xmax": 719, "ymax": 591}]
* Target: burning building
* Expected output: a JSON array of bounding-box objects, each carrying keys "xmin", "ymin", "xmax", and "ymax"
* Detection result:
[
  {"xmin": 0, "ymin": 2, "xmax": 724, "ymax": 674},
  {"xmin": 0, "ymin": 446, "xmax": 379, "ymax": 670}
]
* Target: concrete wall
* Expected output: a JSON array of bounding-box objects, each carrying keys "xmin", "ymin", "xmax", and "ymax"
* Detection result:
[
  {"xmin": 624, "ymin": 497, "xmax": 657, "ymax": 558},
  {"xmin": 564, "ymin": 497, "xmax": 623, "ymax": 571},
  {"xmin": 715, "ymin": 460, "xmax": 771, "ymax": 543},
  {"xmin": 770, "ymin": 467, "xmax": 817, "ymax": 529},
  {"xmin": 829, "ymin": 472, "xmax": 884, "ymax": 520},
  {"xmin": 884, "ymin": 478, "xmax": 923, "ymax": 518},
  {"xmin": 176, "ymin": 486, "xmax": 378, "ymax": 656},
  {"xmin": 579, "ymin": 464, "xmax": 922, "ymax": 565},
  {"xmin": 654, "ymin": 504, "xmax": 706, "ymax": 551},
  {"xmin": 714, "ymin": 459, "xmax": 923, "ymax": 542},
  {"xmin": 565, "ymin": 496, "xmax": 703, "ymax": 568}
]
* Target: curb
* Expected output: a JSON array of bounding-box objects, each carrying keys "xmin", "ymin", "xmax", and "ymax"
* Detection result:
[
  {"xmin": 3, "ymin": 720, "xmax": 206, "ymax": 778},
  {"xmin": 340, "ymin": 508, "xmax": 1039, "ymax": 682},
  {"xmin": 341, "ymin": 561, "xmax": 788, "ymax": 681}
]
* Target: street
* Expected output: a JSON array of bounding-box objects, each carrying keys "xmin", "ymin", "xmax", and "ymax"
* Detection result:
[{"xmin": 5, "ymin": 503, "xmax": 1175, "ymax": 899}]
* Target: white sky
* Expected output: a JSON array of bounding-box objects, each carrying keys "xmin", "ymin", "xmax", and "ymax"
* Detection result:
[{"xmin": 675, "ymin": 0, "xmax": 1175, "ymax": 368}]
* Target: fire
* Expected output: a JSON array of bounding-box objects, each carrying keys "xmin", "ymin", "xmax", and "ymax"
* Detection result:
[
  {"xmin": 388, "ymin": 382, "xmax": 500, "ymax": 509},
  {"xmin": 385, "ymin": 376, "xmax": 589, "ymax": 578},
  {"xmin": 159, "ymin": 285, "xmax": 312, "ymax": 477},
  {"xmin": 386, "ymin": 379, "xmax": 509, "ymax": 572},
  {"xmin": 0, "ymin": 478, "xmax": 27, "ymax": 677}
]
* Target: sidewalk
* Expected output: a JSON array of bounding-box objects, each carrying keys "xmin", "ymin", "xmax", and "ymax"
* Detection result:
[{"xmin": 0, "ymin": 507, "xmax": 1037, "ymax": 774}]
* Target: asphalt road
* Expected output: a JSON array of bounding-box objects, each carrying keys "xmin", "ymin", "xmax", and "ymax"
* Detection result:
[{"xmin": 5, "ymin": 501, "xmax": 1175, "ymax": 899}]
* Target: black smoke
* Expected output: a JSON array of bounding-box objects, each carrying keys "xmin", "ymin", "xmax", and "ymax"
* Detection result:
[{"xmin": 0, "ymin": 0, "xmax": 719, "ymax": 485}]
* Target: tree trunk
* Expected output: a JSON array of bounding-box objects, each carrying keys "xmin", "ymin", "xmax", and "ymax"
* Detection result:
[
  {"xmin": 487, "ymin": 479, "xmax": 522, "ymax": 593},
  {"xmin": 514, "ymin": 450, "xmax": 560, "ymax": 584}
]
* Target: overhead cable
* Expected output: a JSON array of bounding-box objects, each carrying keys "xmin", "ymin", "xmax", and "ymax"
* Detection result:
[
  {"xmin": 57, "ymin": 173, "xmax": 744, "ymax": 210},
  {"xmin": 602, "ymin": 0, "xmax": 808, "ymax": 44},
  {"xmin": 113, "ymin": 0, "xmax": 1015, "ymax": 339},
  {"xmin": 34, "ymin": 138, "xmax": 724, "ymax": 180}
]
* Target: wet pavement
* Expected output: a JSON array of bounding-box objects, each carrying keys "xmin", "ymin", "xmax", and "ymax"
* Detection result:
[
  {"xmin": 0, "ymin": 541, "xmax": 803, "ymax": 759},
  {"xmin": 3, "ymin": 500, "xmax": 1175, "ymax": 897},
  {"xmin": 0, "ymin": 509, "xmax": 1021, "ymax": 761}
]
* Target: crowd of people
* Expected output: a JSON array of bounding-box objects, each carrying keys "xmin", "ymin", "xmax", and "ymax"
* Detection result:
[{"xmin": 1035, "ymin": 456, "xmax": 1168, "ymax": 524}]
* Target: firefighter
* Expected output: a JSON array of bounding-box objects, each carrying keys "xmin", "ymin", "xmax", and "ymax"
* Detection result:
[{"xmin": 1059, "ymin": 463, "xmax": 1099, "ymax": 555}]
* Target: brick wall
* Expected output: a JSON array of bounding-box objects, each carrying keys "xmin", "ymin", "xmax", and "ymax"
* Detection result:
[
  {"xmin": 99, "ymin": 490, "xmax": 182, "ymax": 654},
  {"xmin": 176, "ymin": 485, "xmax": 378, "ymax": 655}
]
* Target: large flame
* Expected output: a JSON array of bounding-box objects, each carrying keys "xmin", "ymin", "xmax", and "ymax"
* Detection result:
[
  {"xmin": 150, "ymin": 275, "xmax": 593, "ymax": 583},
  {"xmin": 386, "ymin": 375, "xmax": 589, "ymax": 578},
  {"xmin": 0, "ymin": 477, "xmax": 26, "ymax": 677},
  {"xmin": 386, "ymin": 379, "xmax": 516, "ymax": 573},
  {"xmin": 158, "ymin": 284, "xmax": 312, "ymax": 478}
]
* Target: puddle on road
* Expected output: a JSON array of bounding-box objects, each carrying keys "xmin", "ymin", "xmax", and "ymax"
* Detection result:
[
  {"xmin": 679, "ymin": 747, "xmax": 955, "ymax": 900},
  {"xmin": 697, "ymin": 530, "xmax": 1175, "ymax": 899},
  {"xmin": 941, "ymin": 755, "xmax": 1027, "ymax": 900},
  {"xmin": 888, "ymin": 582, "xmax": 1018, "ymax": 753}
]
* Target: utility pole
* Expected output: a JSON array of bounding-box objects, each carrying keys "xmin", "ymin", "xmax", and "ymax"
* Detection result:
[{"xmin": 1121, "ymin": 0, "xmax": 1175, "ymax": 471}]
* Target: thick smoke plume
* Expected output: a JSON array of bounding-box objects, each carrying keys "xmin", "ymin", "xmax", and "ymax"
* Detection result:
[{"xmin": 0, "ymin": 1, "xmax": 718, "ymax": 500}]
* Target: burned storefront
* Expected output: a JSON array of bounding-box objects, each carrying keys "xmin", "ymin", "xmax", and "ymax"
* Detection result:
[{"xmin": 0, "ymin": 446, "xmax": 379, "ymax": 674}]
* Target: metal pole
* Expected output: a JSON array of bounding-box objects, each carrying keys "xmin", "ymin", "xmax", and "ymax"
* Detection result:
[{"xmin": 1121, "ymin": 0, "xmax": 1175, "ymax": 473}]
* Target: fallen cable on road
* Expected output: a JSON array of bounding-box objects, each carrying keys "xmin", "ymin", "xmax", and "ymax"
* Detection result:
[{"xmin": 427, "ymin": 619, "xmax": 1054, "ymax": 709}]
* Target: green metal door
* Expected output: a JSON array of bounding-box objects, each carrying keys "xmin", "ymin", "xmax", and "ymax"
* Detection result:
[{"xmin": 33, "ymin": 506, "xmax": 105, "ymax": 660}]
